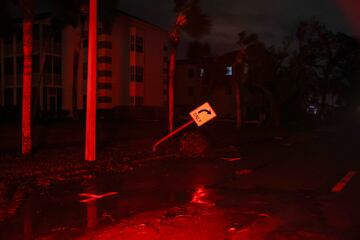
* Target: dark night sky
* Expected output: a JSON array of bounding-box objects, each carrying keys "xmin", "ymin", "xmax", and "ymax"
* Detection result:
[
  {"xmin": 38, "ymin": 0, "xmax": 354, "ymax": 58},
  {"xmin": 117, "ymin": 0, "xmax": 352, "ymax": 58}
]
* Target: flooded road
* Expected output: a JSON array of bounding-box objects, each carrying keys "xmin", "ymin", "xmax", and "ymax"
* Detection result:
[{"xmin": 0, "ymin": 158, "xmax": 233, "ymax": 239}]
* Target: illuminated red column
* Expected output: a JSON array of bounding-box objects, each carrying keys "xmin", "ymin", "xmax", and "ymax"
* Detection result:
[
  {"xmin": 22, "ymin": 19, "xmax": 33, "ymax": 155},
  {"xmin": 85, "ymin": 0, "xmax": 97, "ymax": 161}
]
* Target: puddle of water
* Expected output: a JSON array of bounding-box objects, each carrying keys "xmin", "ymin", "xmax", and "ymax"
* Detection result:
[{"xmin": 0, "ymin": 160, "xmax": 231, "ymax": 239}]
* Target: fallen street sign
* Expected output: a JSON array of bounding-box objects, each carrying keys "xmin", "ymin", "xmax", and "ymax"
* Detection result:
[
  {"xmin": 190, "ymin": 102, "xmax": 217, "ymax": 127},
  {"xmin": 153, "ymin": 102, "xmax": 216, "ymax": 151}
]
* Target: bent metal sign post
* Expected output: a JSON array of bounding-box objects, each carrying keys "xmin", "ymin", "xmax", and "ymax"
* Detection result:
[{"xmin": 153, "ymin": 102, "xmax": 217, "ymax": 151}]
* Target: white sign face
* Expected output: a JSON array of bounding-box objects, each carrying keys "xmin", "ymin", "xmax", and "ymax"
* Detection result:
[{"xmin": 189, "ymin": 102, "xmax": 217, "ymax": 127}]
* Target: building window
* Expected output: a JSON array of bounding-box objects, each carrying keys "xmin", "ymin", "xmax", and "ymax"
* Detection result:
[
  {"xmin": 135, "ymin": 66, "xmax": 143, "ymax": 82},
  {"xmin": 98, "ymin": 96, "xmax": 112, "ymax": 103},
  {"xmin": 33, "ymin": 24, "xmax": 40, "ymax": 41},
  {"xmin": 4, "ymin": 58, "xmax": 13, "ymax": 75},
  {"xmin": 130, "ymin": 96, "xmax": 144, "ymax": 105},
  {"xmin": 200, "ymin": 68, "xmax": 205, "ymax": 77},
  {"xmin": 16, "ymin": 56, "xmax": 24, "ymax": 74},
  {"xmin": 98, "ymin": 56, "xmax": 112, "ymax": 64},
  {"xmin": 98, "ymin": 41, "xmax": 112, "ymax": 49},
  {"xmin": 45, "ymin": 55, "xmax": 52, "ymax": 74},
  {"xmin": 53, "ymin": 56, "xmax": 61, "ymax": 74},
  {"xmin": 98, "ymin": 70, "xmax": 112, "ymax": 77},
  {"xmin": 130, "ymin": 66, "xmax": 144, "ymax": 82},
  {"xmin": 32, "ymin": 55, "xmax": 39, "ymax": 73},
  {"xmin": 226, "ymin": 66, "xmax": 233, "ymax": 76},
  {"xmin": 130, "ymin": 35, "xmax": 144, "ymax": 53},
  {"xmin": 4, "ymin": 88, "xmax": 14, "ymax": 106},
  {"xmin": 98, "ymin": 83, "xmax": 112, "ymax": 89},
  {"xmin": 188, "ymin": 68, "xmax": 194, "ymax": 78}
]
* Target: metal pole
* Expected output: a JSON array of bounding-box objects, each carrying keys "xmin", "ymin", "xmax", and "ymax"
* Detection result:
[{"xmin": 153, "ymin": 119, "xmax": 194, "ymax": 152}]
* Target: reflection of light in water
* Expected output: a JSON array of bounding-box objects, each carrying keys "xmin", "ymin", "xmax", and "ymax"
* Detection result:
[{"xmin": 191, "ymin": 185, "xmax": 214, "ymax": 206}]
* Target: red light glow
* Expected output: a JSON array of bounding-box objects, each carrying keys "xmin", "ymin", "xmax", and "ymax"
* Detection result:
[
  {"xmin": 85, "ymin": 0, "xmax": 98, "ymax": 161},
  {"xmin": 22, "ymin": 19, "xmax": 33, "ymax": 155},
  {"xmin": 191, "ymin": 185, "xmax": 214, "ymax": 206}
]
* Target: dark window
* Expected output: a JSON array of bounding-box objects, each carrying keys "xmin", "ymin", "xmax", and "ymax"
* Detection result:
[
  {"xmin": 188, "ymin": 87, "xmax": 194, "ymax": 97},
  {"xmin": 130, "ymin": 96, "xmax": 144, "ymax": 105},
  {"xmin": 98, "ymin": 70, "xmax": 112, "ymax": 77},
  {"xmin": 135, "ymin": 96, "xmax": 144, "ymax": 105},
  {"xmin": 188, "ymin": 68, "xmax": 194, "ymax": 78},
  {"xmin": 16, "ymin": 56, "xmax": 24, "ymax": 74},
  {"xmin": 43, "ymin": 25, "xmax": 51, "ymax": 40},
  {"xmin": 4, "ymin": 88, "xmax": 14, "ymax": 106},
  {"xmin": 130, "ymin": 35, "xmax": 144, "ymax": 53},
  {"xmin": 98, "ymin": 83, "xmax": 112, "ymax": 89},
  {"xmin": 130, "ymin": 66, "xmax": 135, "ymax": 81},
  {"xmin": 130, "ymin": 36, "xmax": 135, "ymax": 51},
  {"xmin": 33, "ymin": 24, "xmax": 40, "ymax": 41},
  {"xmin": 32, "ymin": 55, "xmax": 39, "ymax": 73},
  {"xmin": 44, "ymin": 55, "xmax": 52, "ymax": 73},
  {"xmin": 98, "ymin": 96, "xmax": 112, "ymax": 103},
  {"xmin": 16, "ymin": 88, "xmax": 22, "ymax": 106},
  {"xmin": 135, "ymin": 66, "xmax": 143, "ymax": 82},
  {"xmin": 135, "ymin": 36, "xmax": 143, "ymax": 52},
  {"xmin": 98, "ymin": 56, "xmax": 112, "ymax": 64},
  {"xmin": 98, "ymin": 41, "xmax": 112, "ymax": 49},
  {"xmin": 53, "ymin": 56, "xmax": 61, "ymax": 74},
  {"xmin": 4, "ymin": 58, "xmax": 13, "ymax": 75}
]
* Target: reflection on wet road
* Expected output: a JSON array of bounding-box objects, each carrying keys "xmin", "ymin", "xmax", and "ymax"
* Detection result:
[{"xmin": 0, "ymin": 158, "xmax": 232, "ymax": 239}]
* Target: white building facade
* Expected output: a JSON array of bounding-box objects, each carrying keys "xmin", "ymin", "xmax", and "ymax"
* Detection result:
[{"xmin": 0, "ymin": 12, "xmax": 169, "ymax": 116}]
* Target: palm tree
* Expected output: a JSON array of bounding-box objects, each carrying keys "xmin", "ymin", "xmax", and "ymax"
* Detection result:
[
  {"xmin": 233, "ymin": 31, "xmax": 265, "ymax": 128},
  {"xmin": 168, "ymin": 0, "xmax": 211, "ymax": 132},
  {"xmin": 186, "ymin": 40, "xmax": 211, "ymax": 100}
]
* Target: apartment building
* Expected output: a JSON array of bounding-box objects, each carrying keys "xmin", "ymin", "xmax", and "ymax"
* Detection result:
[{"xmin": 0, "ymin": 11, "xmax": 169, "ymax": 116}]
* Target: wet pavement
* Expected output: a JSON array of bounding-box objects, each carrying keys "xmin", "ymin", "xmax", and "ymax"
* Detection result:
[{"xmin": 1, "ymin": 112, "xmax": 360, "ymax": 239}]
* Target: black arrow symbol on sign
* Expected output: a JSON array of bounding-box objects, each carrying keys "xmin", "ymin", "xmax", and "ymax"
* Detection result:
[{"xmin": 198, "ymin": 109, "xmax": 211, "ymax": 115}]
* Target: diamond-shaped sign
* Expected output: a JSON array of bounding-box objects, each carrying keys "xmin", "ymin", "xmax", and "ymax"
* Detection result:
[{"xmin": 189, "ymin": 102, "xmax": 217, "ymax": 127}]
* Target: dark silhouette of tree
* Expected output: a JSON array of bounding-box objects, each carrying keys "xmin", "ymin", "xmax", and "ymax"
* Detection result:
[
  {"xmin": 186, "ymin": 40, "xmax": 211, "ymax": 100},
  {"xmin": 294, "ymin": 19, "xmax": 343, "ymax": 116},
  {"xmin": 168, "ymin": 0, "xmax": 211, "ymax": 132}
]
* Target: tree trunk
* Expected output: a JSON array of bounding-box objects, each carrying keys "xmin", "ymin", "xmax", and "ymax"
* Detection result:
[
  {"xmin": 72, "ymin": 49, "xmax": 80, "ymax": 119},
  {"xmin": 85, "ymin": 0, "xmax": 97, "ymax": 161},
  {"xmin": 168, "ymin": 46, "xmax": 177, "ymax": 133},
  {"xmin": 22, "ymin": 17, "xmax": 33, "ymax": 155},
  {"xmin": 234, "ymin": 78, "xmax": 242, "ymax": 129}
]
